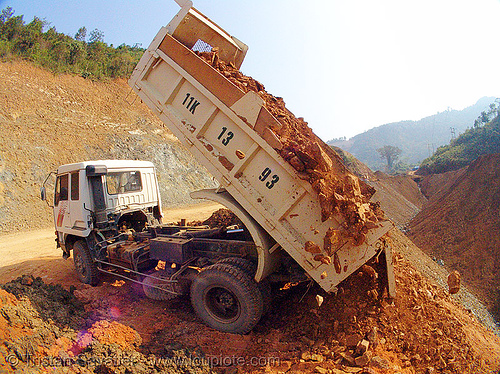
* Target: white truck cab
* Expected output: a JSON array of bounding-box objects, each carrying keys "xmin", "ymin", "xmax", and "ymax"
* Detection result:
[{"xmin": 46, "ymin": 160, "xmax": 162, "ymax": 257}]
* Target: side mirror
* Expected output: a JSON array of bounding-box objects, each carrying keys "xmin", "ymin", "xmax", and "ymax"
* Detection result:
[{"xmin": 41, "ymin": 171, "xmax": 55, "ymax": 208}]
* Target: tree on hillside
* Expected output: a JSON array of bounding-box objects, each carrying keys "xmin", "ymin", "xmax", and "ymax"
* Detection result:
[
  {"xmin": 15, "ymin": 16, "xmax": 44, "ymax": 53},
  {"xmin": 474, "ymin": 99, "xmax": 499, "ymax": 128},
  {"xmin": 0, "ymin": 7, "xmax": 143, "ymax": 79},
  {"xmin": 89, "ymin": 28, "xmax": 104, "ymax": 43},
  {"xmin": 75, "ymin": 26, "xmax": 87, "ymax": 42},
  {"xmin": 0, "ymin": 7, "xmax": 14, "ymax": 23},
  {"xmin": 377, "ymin": 145, "xmax": 402, "ymax": 169}
]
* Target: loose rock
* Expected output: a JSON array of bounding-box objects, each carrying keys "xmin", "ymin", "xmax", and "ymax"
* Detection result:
[
  {"xmin": 345, "ymin": 333, "xmax": 362, "ymax": 347},
  {"xmin": 355, "ymin": 351, "xmax": 372, "ymax": 367},
  {"xmin": 370, "ymin": 355, "xmax": 391, "ymax": 370},
  {"xmin": 447, "ymin": 270, "xmax": 461, "ymax": 294},
  {"xmin": 355, "ymin": 339, "xmax": 370, "ymax": 355}
]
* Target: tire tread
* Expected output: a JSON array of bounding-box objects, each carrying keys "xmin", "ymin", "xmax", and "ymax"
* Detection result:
[
  {"xmin": 217, "ymin": 257, "xmax": 273, "ymax": 315},
  {"xmin": 73, "ymin": 240, "xmax": 99, "ymax": 286},
  {"xmin": 190, "ymin": 263, "xmax": 263, "ymax": 334}
]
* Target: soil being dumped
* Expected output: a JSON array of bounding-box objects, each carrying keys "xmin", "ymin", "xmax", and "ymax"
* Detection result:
[{"xmin": 197, "ymin": 51, "xmax": 383, "ymax": 250}]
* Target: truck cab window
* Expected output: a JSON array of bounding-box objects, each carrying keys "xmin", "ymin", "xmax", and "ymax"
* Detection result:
[
  {"xmin": 55, "ymin": 174, "xmax": 69, "ymax": 205},
  {"xmin": 106, "ymin": 171, "xmax": 142, "ymax": 195},
  {"xmin": 71, "ymin": 172, "xmax": 79, "ymax": 201}
]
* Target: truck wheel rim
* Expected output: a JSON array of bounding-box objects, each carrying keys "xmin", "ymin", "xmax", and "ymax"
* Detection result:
[{"xmin": 204, "ymin": 286, "xmax": 240, "ymax": 323}]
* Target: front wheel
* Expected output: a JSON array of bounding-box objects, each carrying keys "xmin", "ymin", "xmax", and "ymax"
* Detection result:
[
  {"xmin": 73, "ymin": 240, "xmax": 100, "ymax": 286},
  {"xmin": 190, "ymin": 263, "xmax": 263, "ymax": 334}
]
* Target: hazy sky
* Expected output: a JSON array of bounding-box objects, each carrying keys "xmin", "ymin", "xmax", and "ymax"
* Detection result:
[{"xmin": 2, "ymin": 0, "xmax": 500, "ymax": 140}]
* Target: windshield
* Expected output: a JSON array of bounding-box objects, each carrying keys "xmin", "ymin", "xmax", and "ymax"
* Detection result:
[{"xmin": 106, "ymin": 171, "xmax": 142, "ymax": 195}]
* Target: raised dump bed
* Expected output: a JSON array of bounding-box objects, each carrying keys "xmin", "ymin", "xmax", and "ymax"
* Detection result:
[{"xmin": 129, "ymin": 1, "xmax": 395, "ymax": 296}]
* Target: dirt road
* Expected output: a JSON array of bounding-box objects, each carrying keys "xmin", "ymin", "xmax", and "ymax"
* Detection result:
[
  {"xmin": 0, "ymin": 228, "xmax": 60, "ymax": 267},
  {"xmin": 0, "ymin": 201, "xmax": 222, "ymax": 282}
]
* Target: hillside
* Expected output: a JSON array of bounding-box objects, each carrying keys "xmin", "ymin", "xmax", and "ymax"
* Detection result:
[
  {"xmin": 0, "ymin": 60, "xmax": 216, "ymax": 233},
  {"xmin": 409, "ymin": 153, "xmax": 500, "ymax": 318},
  {"xmin": 331, "ymin": 146, "xmax": 426, "ymax": 228},
  {"xmin": 328, "ymin": 97, "xmax": 495, "ymax": 171},
  {"xmin": 418, "ymin": 113, "xmax": 500, "ymax": 174}
]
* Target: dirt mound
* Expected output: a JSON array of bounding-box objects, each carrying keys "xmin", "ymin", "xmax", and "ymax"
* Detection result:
[
  {"xmin": 373, "ymin": 172, "xmax": 427, "ymax": 209},
  {"xmin": 0, "ymin": 278, "xmax": 212, "ymax": 373},
  {"xmin": 87, "ymin": 320, "xmax": 142, "ymax": 349},
  {"xmin": 370, "ymin": 172, "xmax": 427, "ymax": 228},
  {"xmin": 260, "ymin": 244, "xmax": 498, "ymax": 373},
  {"xmin": 1, "ymin": 274, "xmax": 85, "ymax": 328},
  {"xmin": 202, "ymin": 208, "xmax": 244, "ymax": 228},
  {"xmin": 409, "ymin": 153, "xmax": 500, "ymax": 316},
  {"xmin": 279, "ymin": 231, "xmax": 499, "ymax": 374},
  {"xmin": 417, "ymin": 168, "xmax": 465, "ymax": 200},
  {"xmin": 0, "ymin": 288, "xmax": 74, "ymax": 371}
]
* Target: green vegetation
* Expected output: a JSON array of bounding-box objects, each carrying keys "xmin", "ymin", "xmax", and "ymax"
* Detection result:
[
  {"xmin": 0, "ymin": 7, "xmax": 144, "ymax": 80},
  {"xmin": 419, "ymin": 101, "xmax": 500, "ymax": 174},
  {"xmin": 377, "ymin": 145, "xmax": 402, "ymax": 170}
]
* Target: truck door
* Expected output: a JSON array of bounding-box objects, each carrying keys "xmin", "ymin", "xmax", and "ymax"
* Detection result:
[
  {"xmin": 68, "ymin": 171, "xmax": 85, "ymax": 230},
  {"xmin": 54, "ymin": 174, "xmax": 70, "ymax": 230}
]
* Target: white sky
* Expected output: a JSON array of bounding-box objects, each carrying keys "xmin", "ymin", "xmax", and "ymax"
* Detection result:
[{"xmin": 3, "ymin": 0, "xmax": 500, "ymax": 140}]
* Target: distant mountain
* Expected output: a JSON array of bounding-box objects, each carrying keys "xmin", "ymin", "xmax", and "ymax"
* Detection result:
[{"xmin": 327, "ymin": 97, "xmax": 496, "ymax": 171}]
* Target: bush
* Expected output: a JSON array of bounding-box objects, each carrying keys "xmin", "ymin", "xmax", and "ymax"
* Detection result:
[{"xmin": 0, "ymin": 39, "xmax": 12, "ymax": 59}]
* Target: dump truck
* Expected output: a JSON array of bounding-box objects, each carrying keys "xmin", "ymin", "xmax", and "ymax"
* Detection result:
[{"xmin": 42, "ymin": 0, "xmax": 395, "ymax": 334}]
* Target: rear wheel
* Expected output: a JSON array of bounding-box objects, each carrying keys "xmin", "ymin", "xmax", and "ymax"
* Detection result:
[
  {"xmin": 73, "ymin": 240, "xmax": 99, "ymax": 286},
  {"xmin": 218, "ymin": 257, "xmax": 256, "ymax": 276},
  {"xmin": 190, "ymin": 263, "xmax": 263, "ymax": 334},
  {"xmin": 217, "ymin": 257, "xmax": 273, "ymax": 315}
]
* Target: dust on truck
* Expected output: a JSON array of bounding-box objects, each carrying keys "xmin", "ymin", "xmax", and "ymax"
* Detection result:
[{"xmin": 43, "ymin": 1, "xmax": 396, "ymax": 334}]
